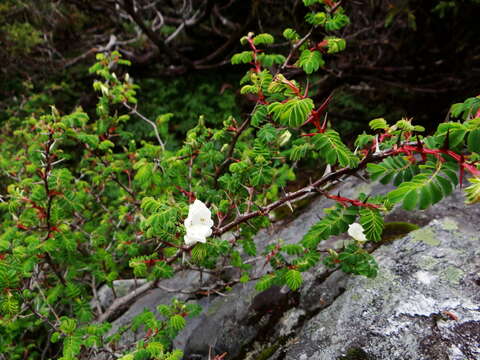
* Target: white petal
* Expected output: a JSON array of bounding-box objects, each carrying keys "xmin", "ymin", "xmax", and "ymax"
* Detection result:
[
  {"xmin": 184, "ymin": 225, "xmax": 211, "ymax": 245},
  {"xmin": 184, "ymin": 199, "xmax": 214, "ymax": 245},
  {"xmin": 184, "ymin": 233, "xmax": 203, "ymax": 246},
  {"xmin": 188, "ymin": 224, "xmax": 212, "ymax": 237},
  {"xmin": 187, "ymin": 199, "xmax": 213, "ymax": 227},
  {"xmin": 348, "ymin": 223, "xmax": 367, "ymax": 242}
]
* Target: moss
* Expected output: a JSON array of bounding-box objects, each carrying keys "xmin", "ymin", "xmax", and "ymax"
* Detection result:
[
  {"xmin": 255, "ymin": 342, "xmax": 281, "ymax": 360},
  {"xmin": 441, "ymin": 218, "xmax": 458, "ymax": 231},
  {"xmin": 337, "ymin": 347, "xmax": 373, "ymax": 360},
  {"xmin": 418, "ymin": 255, "xmax": 439, "ymax": 270},
  {"xmin": 382, "ymin": 222, "xmax": 420, "ymax": 242},
  {"xmin": 441, "ymin": 266, "xmax": 464, "ymax": 284},
  {"xmin": 411, "ymin": 227, "xmax": 440, "ymax": 246}
]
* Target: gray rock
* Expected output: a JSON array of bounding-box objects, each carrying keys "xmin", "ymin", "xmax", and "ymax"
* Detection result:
[
  {"xmin": 278, "ymin": 217, "xmax": 480, "ymax": 360},
  {"xmin": 93, "ymin": 279, "xmax": 147, "ymax": 310}
]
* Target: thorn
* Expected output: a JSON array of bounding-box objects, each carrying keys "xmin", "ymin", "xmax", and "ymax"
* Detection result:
[
  {"xmin": 320, "ymin": 112, "xmax": 328, "ymax": 131},
  {"xmin": 285, "ymin": 200, "xmax": 294, "ymax": 213},
  {"xmin": 352, "ymin": 172, "xmax": 369, "ymax": 183},
  {"xmin": 415, "ymin": 134, "xmax": 423, "ymax": 148},
  {"xmin": 442, "ymin": 129, "xmax": 450, "ymax": 150},
  {"xmin": 317, "ymin": 93, "xmax": 334, "ymax": 115},
  {"xmin": 396, "ymin": 131, "xmax": 403, "ymax": 147},
  {"xmin": 322, "ymin": 164, "xmax": 332, "ymax": 178}
]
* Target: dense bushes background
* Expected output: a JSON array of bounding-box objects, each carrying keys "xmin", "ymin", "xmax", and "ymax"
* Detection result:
[{"xmin": 1, "ymin": 0, "xmax": 480, "ymax": 131}]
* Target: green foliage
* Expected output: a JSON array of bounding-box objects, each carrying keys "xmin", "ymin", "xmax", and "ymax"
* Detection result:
[
  {"xmin": 306, "ymin": 10, "xmax": 350, "ymax": 30},
  {"xmin": 367, "ymin": 156, "xmax": 419, "ymax": 186},
  {"xmin": 312, "ymin": 130, "xmax": 359, "ymax": 167},
  {"xmin": 298, "ymin": 50, "xmax": 325, "ymax": 74},
  {"xmin": 464, "ymin": 177, "xmax": 480, "ymax": 204},
  {"xmin": 253, "ymin": 33, "xmax": 275, "ymax": 45},
  {"xmin": 231, "ymin": 51, "xmax": 254, "ymax": 64},
  {"xmin": 359, "ymin": 207, "xmax": 384, "ymax": 242},
  {"xmin": 284, "ymin": 269, "xmax": 303, "ymax": 290},
  {"xmin": 283, "ymin": 28, "xmax": 300, "ymax": 40},
  {"xmin": 369, "ymin": 118, "xmax": 389, "ymax": 131},
  {"xmin": 302, "ymin": 204, "xmax": 358, "ymax": 249},
  {"xmin": 2, "ymin": 22, "xmax": 43, "ymax": 54},
  {"xmin": 326, "ymin": 37, "xmax": 347, "ymax": 53},
  {"xmin": 268, "ymin": 98, "xmax": 314, "ymax": 127},
  {"xmin": 325, "ymin": 244, "xmax": 378, "ymax": 278},
  {"xmin": 388, "ymin": 161, "xmax": 458, "ymax": 210}
]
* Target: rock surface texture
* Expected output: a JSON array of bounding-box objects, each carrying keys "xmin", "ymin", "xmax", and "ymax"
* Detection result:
[
  {"xmin": 275, "ymin": 217, "xmax": 480, "ymax": 360},
  {"xmin": 102, "ymin": 180, "xmax": 480, "ymax": 360}
]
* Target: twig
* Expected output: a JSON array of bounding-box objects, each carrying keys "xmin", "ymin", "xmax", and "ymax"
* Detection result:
[
  {"xmin": 123, "ymin": 102, "xmax": 165, "ymax": 150},
  {"xmin": 280, "ymin": 28, "xmax": 313, "ymax": 72}
]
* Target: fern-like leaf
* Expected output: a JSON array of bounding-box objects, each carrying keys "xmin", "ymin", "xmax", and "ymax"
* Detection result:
[
  {"xmin": 284, "ymin": 269, "xmax": 303, "ymax": 291},
  {"xmin": 387, "ymin": 160, "xmax": 458, "ymax": 210},
  {"xmin": 359, "ymin": 207, "xmax": 384, "ymax": 242},
  {"xmin": 302, "ymin": 204, "xmax": 358, "ymax": 249},
  {"xmin": 312, "ymin": 130, "xmax": 359, "ymax": 167},
  {"xmin": 367, "ymin": 156, "xmax": 418, "ymax": 186}
]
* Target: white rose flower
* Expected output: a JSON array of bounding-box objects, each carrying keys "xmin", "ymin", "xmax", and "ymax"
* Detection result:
[
  {"xmin": 348, "ymin": 222, "xmax": 367, "ymax": 242},
  {"xmin": 184, "ymin": 199, "xmax": 213, "ymax": 246}
]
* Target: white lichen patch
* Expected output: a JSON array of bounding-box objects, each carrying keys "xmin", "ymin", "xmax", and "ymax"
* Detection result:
[
  {"xmin": 278, "ymin": 309, "xmax": 306, "ymax": 337},
  {"xmin": 441, "ymin": 218, "xmax": 458, "ymax": 231},
  {"xmin": 395, "ymin": 294, "xmax": 438, "ymax": 317},
  {"xmin": 414, "ymin": 270, "xmax": 437, "ymax": 285}
]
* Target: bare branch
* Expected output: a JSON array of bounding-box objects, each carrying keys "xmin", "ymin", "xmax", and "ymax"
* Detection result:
[{"xmin": 123, "ymin": 102, "xmax": 165, "ymax": 150}]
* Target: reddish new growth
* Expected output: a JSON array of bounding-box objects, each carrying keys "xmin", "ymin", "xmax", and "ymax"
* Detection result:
[
  {"xmin": 246, "ymin": 35, "xmax": 266, "ymax": 104},
  {"xmin": 302, "ymin": 94, "xmax": 333, "ymax": 136},
  {"xmin": 176, "ymin": 185, "xmax": 196, "ymax": 203}
]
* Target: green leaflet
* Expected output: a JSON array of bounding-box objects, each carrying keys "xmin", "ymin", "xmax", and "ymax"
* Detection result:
[
  {"xmin": 290, "ymin": 142, "xmax": 311, "ymax": 161},
  {"xmin": 284, "ymin": 269, "xmax": 303, "ymax": 291},
  {"xmin": 387, "ymin": 161, "xmax": 458, "ymax": 210},
  {"xmin": 268, "ymin": 98, "xmax": 314, "ymax": 128},
  {"xmin": 434, "ymin": 122, "xmax": 467, "ymax": 148},
  {"xmin": 303, "ymin": 0, "xmax": 322, "ymax": 5},
  {"xmin": 252, "ymin": 104, "xmax": 268, "ymax": 127},
  {"xmin": 325, "ymin": 244, "xmax": 378, "ymax": 278},
  {"xmin": 253, "ymin": 33, "xmax": 274, "ymax": 45},
  {"xmin": 302, "ymin": 204, "xmax": 358, "ymax": 249},
  {"xmin": 169, "ymin": 315, "xmax": 186, "ymax": 331},
  {"xmin": 312, "ymin": 130, "xmax": 359, "ymax": 167},
  {"xmin": 369, "ymin": 118, "xmax": 388, "ymax": 131},
  {"xmin": 467, "ymin": 128, "xmax": 480, "ymax": 153},
  {"xmin": 326, "ymin": 37, "xmax": 346, "ymax": 54},
  {"xmin": 283, "ymin": 28, "xmax": 299, "ymax": 40},
  {"xmin": 367, "ymin": 156, "xmax": 418, "ymax": 186},
  {"xmin": 255, "ymin": 274, "xmax": 276, "ymax": 291},
  {"xmin": 231, "ymin": 51, "xmax": 254, "ymax": 64},
  {"xmin": 464, "ymin": 177, "xmax": 480, "ymax": 204},
  {"xmin": 359, "ymin": 207, "xmax": 384, "ymax": 242},
  {"xmin": 298, "ymin": 49, "xmax": 324, "ymax": 74}
]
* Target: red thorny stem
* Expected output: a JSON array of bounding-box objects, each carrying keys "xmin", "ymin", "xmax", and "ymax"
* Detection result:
[
  {"xmin": 321, "ymin": 192, "xmax": 381, "ymax": 209},
  {"xmin": 302, "ymin": 94, "xmax": 333, "ymax": 136},
  {"xmin": 392, "ymin": 144, "xmax": 480, "ymax": 185}
]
